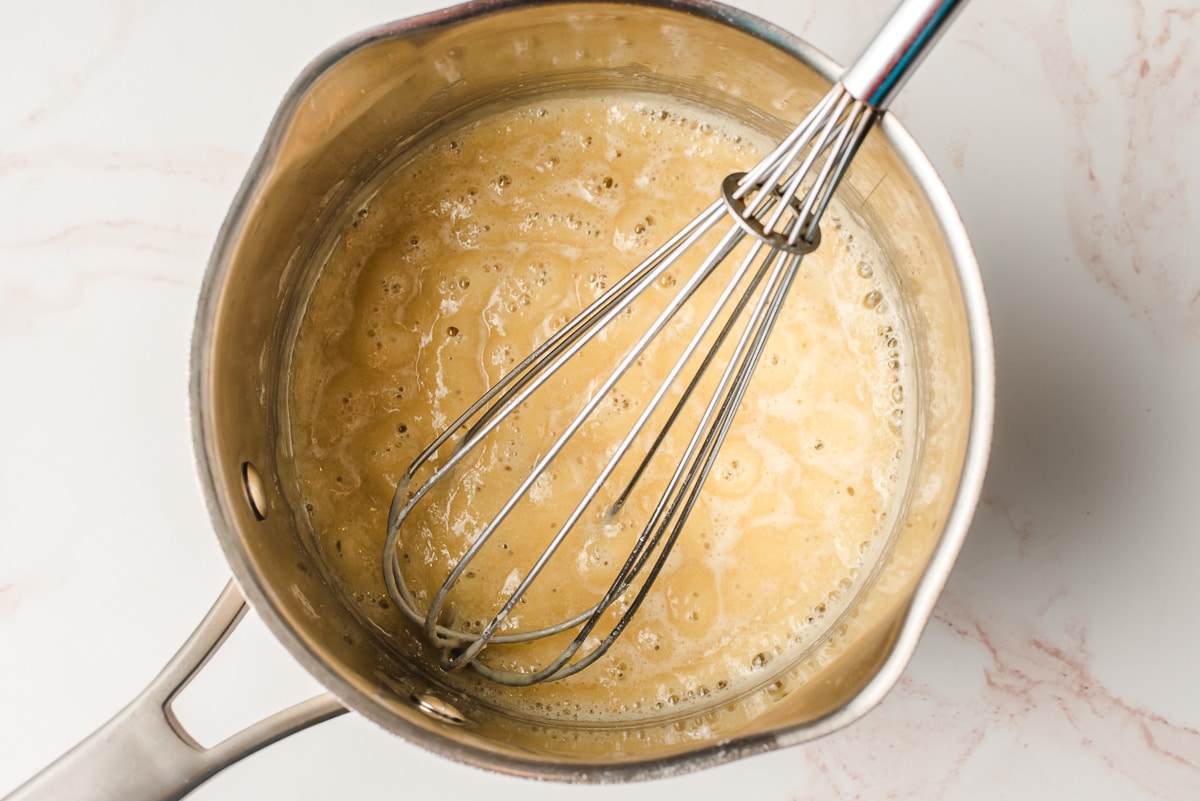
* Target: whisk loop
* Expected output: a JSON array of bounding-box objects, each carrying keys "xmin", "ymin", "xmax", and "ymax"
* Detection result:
[{"xmin": 382, "ymin": 0, "xmax": 967, "ymax": 686}]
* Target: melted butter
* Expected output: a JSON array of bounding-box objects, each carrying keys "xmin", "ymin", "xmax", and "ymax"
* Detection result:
[{"xmin": 287, "ymin": 93, "xmax": 910, "ymax": 722}]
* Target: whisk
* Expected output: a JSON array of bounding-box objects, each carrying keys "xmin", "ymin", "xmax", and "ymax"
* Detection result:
[{"xmin": 382, "ymin": 0, "xmax": 968, "ymax": 686}]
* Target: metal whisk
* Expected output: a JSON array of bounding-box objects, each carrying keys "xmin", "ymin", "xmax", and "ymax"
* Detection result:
[{"xmin": 383, "ymin": 0, "xmax": 968, "ymax": 685}]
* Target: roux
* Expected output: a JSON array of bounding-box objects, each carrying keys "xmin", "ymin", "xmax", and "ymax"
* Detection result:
[{"xmin": 286, "ymin": 91, "xmax": 911, "ymax": 721}]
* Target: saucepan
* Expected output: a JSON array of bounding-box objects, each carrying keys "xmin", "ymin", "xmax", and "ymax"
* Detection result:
[{"xmin": 6, "ymin": 1, "xmax": 993, "ymax": 798}]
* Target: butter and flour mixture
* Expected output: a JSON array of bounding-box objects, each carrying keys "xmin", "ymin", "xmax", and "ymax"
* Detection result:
[{"xmin": 286, "ymin": 91, "xmax": 910, "ymax": 721}]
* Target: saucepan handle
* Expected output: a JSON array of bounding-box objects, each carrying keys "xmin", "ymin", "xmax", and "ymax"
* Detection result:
[{"xmin": 4, "ymin": 581, "xmax": 347, "ymax": 801}]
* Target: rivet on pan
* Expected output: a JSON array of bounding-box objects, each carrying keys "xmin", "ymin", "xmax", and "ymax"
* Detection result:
[
  {"xmin": 241, "ymin": 461, "xmax": 268, "ymax": 521},
  {"xmin": 411, "ymin": 693, "xmax": 467, "ymax": 725}
]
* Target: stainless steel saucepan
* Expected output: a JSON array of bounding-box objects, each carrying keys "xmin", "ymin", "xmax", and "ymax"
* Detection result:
[{"xmin": 7, "ymin": 1, "xmax": 993, "ymax": 798}]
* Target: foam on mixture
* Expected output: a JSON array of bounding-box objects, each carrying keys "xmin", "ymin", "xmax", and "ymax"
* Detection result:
[{"xmin": 286, "ymin": 92, "xmax": 911, "ymax": 722}]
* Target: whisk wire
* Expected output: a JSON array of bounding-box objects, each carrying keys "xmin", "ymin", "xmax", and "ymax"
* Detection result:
[{"xmin": 763, "ymin": 90, "xmax": 855, "ymax": 240}]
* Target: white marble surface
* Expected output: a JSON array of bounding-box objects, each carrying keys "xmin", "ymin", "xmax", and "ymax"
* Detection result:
[{"xmin": 2, "ymin": 0, "xmax": 1198, "ymax": 798}]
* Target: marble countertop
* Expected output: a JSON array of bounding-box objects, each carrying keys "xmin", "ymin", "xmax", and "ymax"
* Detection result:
[{"xmin": 2, "ymin": 0, "xmax": 1197, "ymax": 798}]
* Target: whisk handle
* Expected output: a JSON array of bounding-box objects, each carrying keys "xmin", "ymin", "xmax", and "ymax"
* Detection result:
[{"xmin": 840, "ymin": 0, "xmax": 969, "ymax": 110}]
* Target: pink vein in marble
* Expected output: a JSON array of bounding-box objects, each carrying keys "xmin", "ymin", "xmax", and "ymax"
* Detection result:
[
  {"xmin": 796, "ymin": 497, "xmax": 1200, "ymax": 798},
  {"xmin": 936, "ymin": 592, "xmax": 1199, "ymax": 794},
  {"xmin": 1032, "ymin": 0, "xmax": 1200, "ymax": 346},
  {"xmin": 799, "ymin": 598, "xmax": 1200, "ymax": 798}
]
